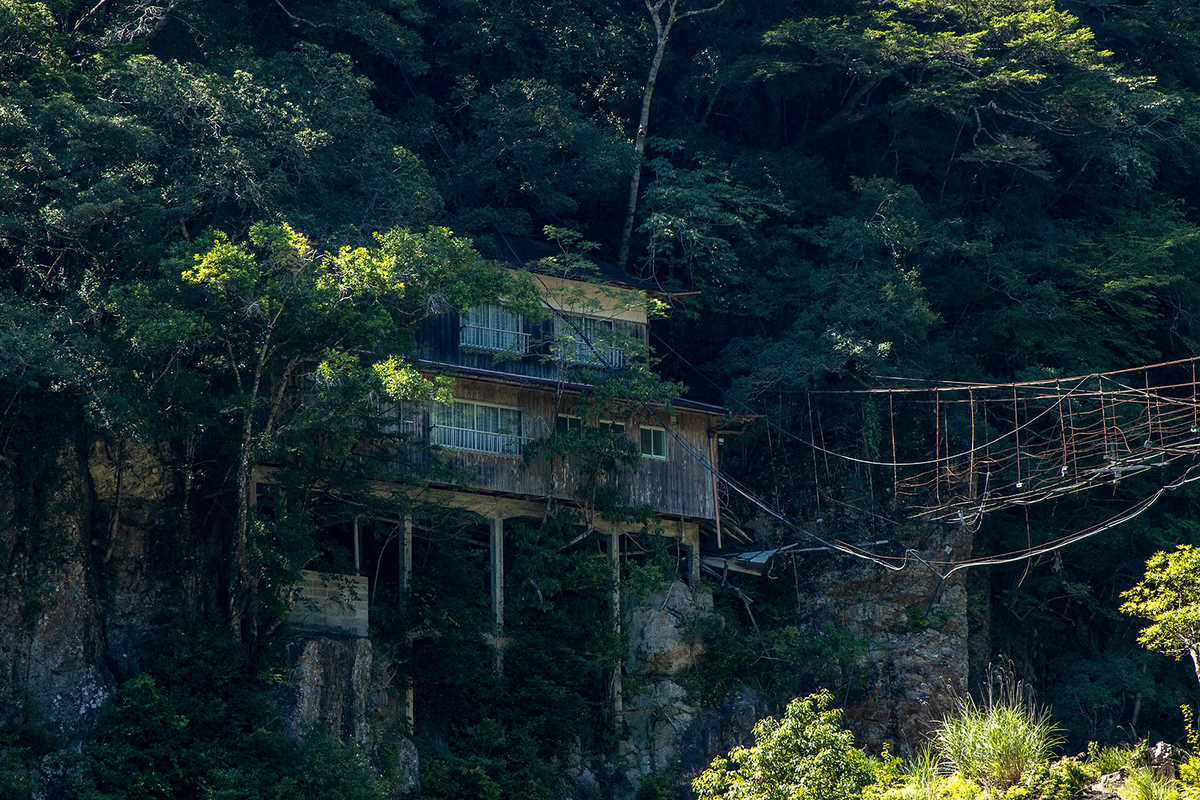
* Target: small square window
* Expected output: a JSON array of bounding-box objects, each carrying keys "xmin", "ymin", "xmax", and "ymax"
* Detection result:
[
  {"xmin": 640, "ymin": 426, "xmax": 666, "ymax": 459},
  {"xmin": 556, "ymin": 415, "xmax": 583, "ymax": 433}
]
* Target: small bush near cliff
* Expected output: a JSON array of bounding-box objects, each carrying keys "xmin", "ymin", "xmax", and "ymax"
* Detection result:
[
  {"xmin": 868, "ymin": 755, "xmax": 1095, "ymax": 800},
  {"xmin": 1179, "ymin": 756, "xmax": 1200, "ymax": 797},
  {"xmin": 692, "ymin": 690, "xmax": 876, "ymax": 800},
  {"xmin": 1016, "ymin": 756, "xmax": 1099, "ymax": 800},
  {"xmin": 867, "ymin": 772, "xmax": 982, "ymax": 800},
  {"xmin": 1088, "ymin": 741, "xmax": 1136, "ymax": 776}
]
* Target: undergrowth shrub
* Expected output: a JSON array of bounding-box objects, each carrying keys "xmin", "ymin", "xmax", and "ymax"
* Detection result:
[
  {"xmin": 1088, "ymin": 741, "xmax": 1137, "ymax": 776},
  {"xmin": 869, "ymin": 754, "xmax": 1096, "ymax": 800},
  {"xmin": 1179, "ymin": 758, "xmax": 1200, "ymax": 798},
  {"xmin": 935, "ymin": 699, "xmax": 1061, "ymax": 790},
  {"xmin": 1017, "ymin": 756, "xmax": 1099, "ymax": 800},
  {"xmin": 905, "ymin": 747, "xmax": 942, "ymax": 800},
  {"xmin": 72, "ymin": 626, "xmax": 387, "ymax": 800},
  {"xmin": 693, "ymin": 690, "xmax": 876, "ymax": 800}
]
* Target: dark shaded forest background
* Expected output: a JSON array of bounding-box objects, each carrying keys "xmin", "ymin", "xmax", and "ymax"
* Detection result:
[{"xmin": 7, "ymin": 0, "xmax": 1200, "ymax": 790}]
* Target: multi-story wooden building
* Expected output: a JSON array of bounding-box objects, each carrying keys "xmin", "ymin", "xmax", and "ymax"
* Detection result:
[
  {"xmin": 283, "ymin": 252, "xmax": 727, "ymax": 716},
  {"xmin": 410, "ymin": 261, "xmax": 724, "ymax": 544}
]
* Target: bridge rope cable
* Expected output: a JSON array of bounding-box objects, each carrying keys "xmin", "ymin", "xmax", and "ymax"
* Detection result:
[
  {"xmin": 648, "ymin": 329, "xmax": 1200, "ymax": 470},
  {"xmin": 646, "ymin": 329, "xmax": 1200, "ymax": 521}
]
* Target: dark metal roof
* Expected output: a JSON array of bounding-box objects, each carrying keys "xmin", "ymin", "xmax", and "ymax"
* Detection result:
[
  {"xmin": 492, "ymin": 238, "xmax": 662, "ymax": 293},
  {"xmin": 418, "ymin": 360, "xmax": 727, "ymax": 416}
]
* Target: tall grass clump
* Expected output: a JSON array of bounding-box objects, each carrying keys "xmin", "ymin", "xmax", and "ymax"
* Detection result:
[
  {"xmin": 902, "ymin": 747, "xmax": 942, "ymax": 800},
  {"xmin": 934, "ymin": 661, "xmax": 1062, "ymax": 790},
  {"xmin": 1120, "ymin": 768, "xmax": 1181, "ymax": 800}
]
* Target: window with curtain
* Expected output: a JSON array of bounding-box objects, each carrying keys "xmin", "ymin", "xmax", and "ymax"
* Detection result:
[
  {"xmin": 459, "ymin": 304, "xmax": 531, "ymax": 354},
  {"xmin": 552, "ymin": 313, "xmax": 625, "ymax": 368}
]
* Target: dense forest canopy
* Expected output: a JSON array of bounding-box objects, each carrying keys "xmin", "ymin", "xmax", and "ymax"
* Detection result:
[{"xmin": 7, "ymin": 0, "xmax": 1200, "ymax": 786}]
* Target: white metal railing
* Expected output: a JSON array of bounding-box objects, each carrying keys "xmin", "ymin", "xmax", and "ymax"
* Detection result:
[
  {"xmin": 430, "ymin": 426, "xmax": 526, "ymax": 456},
  {"xmin": 460, "ymin": 305, "xmax": 531, "ymax": 354},
  {"xmin": 459, "ymin": 324, "xmax": 532, "ymax": 354},
  {"xmin": 431, "ymin": 401, "xmax": 526, "ymax": 456}
]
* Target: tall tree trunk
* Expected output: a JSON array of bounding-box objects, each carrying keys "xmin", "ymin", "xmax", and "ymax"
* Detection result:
[
  {"xmin": 1190, "ymin": 647, "xmax": 1200, "ymax": 697},
  {"xmin": 228, "ymin": 335, "xmax": 275, "ymax": 645},
  {"xmin": 617, "ymin": 0, "xmax": 727, "ymax": 274}
]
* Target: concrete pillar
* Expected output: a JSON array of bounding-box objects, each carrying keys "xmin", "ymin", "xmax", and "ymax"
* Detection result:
[
  {"xmin": 490, "ymin": 513, "xmax": 505, "ymax": 673},
  {"xmin": 399, "ymin": 515, "xmax": 413, "ymax": 613}
]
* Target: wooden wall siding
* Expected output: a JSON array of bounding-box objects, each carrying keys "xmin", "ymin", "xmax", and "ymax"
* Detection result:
[
  {"xmin": 416, "ymin": 313, "xmax": 645, "ymax": 381},
  {"xmin": 401, "ymin": 378, "xmax": 717, "ymax": 521}
]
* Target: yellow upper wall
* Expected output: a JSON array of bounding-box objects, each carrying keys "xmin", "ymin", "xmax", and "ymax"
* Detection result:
[{"xmin": 513, "ymin": 271, "xmax": 648, "ymax": 325}]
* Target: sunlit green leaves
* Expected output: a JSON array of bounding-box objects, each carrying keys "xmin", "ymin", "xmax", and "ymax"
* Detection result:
[
  {"xmin": 693, "ymin": 690, "xmax": 876, "ymax": 800},
  {"xmin": 1122, "ymin": 545, "xmax": 1200, "ymax": 667}
]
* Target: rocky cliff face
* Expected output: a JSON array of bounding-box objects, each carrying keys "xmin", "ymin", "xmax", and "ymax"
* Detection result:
[
  {"xmin": 1, "ymin": 436, "xmax": 974, "ymax": 796},
  {"xmin": 1, "ymin": 436, "xmax": 222, "ymax": 791},
  {"xmin": 277, "ymin": 635, "xmax": 420, "ymax": 797},
  {"xmin": 795, "ymin": 522, "xmax": 975, "ymax": 753},
  {"xmin": 1, "ymin": 437, "xmax": 109, "ymax": 741},
  {"xmin": 619, "ymin": 581, "xmax": 770, "ymax": 792}
]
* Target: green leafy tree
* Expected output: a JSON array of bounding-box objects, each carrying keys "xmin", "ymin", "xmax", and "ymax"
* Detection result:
[
  {"xmin": 109, "ymin": 222, "xmax": 532, "ymax": 645},
  {"xmin": 692, "ymin": 690, "xmax": 876, "ymax": 800},
  {"xmin": 1121, "ymin": 544, "xmax": 1200, "ymax": 693}
]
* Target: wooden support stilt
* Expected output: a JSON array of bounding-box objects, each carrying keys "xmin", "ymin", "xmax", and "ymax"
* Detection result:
[
  {"xmin": 353, "ymin": 517, "xmax": 361, "ymax": 573},
  {"xmin": 607, "ymin": 528, "xmax": 622, "ymax": 717},
  {"xmin": 808, "ymin": 395, "xmax": 822, "ymax": 512},
  {"xmin": 490, "ymin": 513, "xmax": 505, "ymax": 674},
  {"xmin": 401, "ymin": 514, "xmax": 414, "ymax": 729},
  {"xmin": 816, "ymin": 402, "xmax": 831, "ymax": 492},
  {"xmin": 709, "ymin": 432, "xmax": 722, "ymax": 550},
  {"xmin": 1067, "ymin": 395, "xmax": 1080, "ymax": 478},
  {"xmin": 684, "ymin": 517, "xmax": 700, "ymax": 587},
  {"xmin": 935, "ymin": 392, "xmax": 942, "ymax": 504},
  {"xmin": 1192, "ymin": 362, "xmax": 1198, "ymax": 434},
  {"xmin": 1056, "ymin": 382, "xmax": 1068, "ymax": 478},
  {"xmin": 400, "ymin": 515, "xmax": 412, "ymax": 613},
  {"xmin": 1100, "ymin": 376, "xmax": 1111, "ymax": 458},
  {"xmin": 1146, "ymin": 369, "xmax": 1154, "ymax": 445},
  {"xmin": 1013, "ymin": 386, "xmax": 1022, "ymax": 490}
]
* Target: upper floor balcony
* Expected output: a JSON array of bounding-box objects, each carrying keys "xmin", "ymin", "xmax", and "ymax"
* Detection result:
[{"xmin": 416, "ymin": 267, "xmax": 651, "ymax": 381}]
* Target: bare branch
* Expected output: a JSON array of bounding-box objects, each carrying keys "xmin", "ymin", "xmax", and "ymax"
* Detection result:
[
  {"xmin": 107, "ymin": 0, "xmax": 188, "ymax": 43},
  {"xmin": 677, "ymin": 0, "xmax": 728, "ymax": 21},
  {"xmin": 74, "ymin": 0, "xmax": 112, "ymax": 31},
  {"xmin": 273, "ymin": 0, "xmax": 334, "ymax": 28}
]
